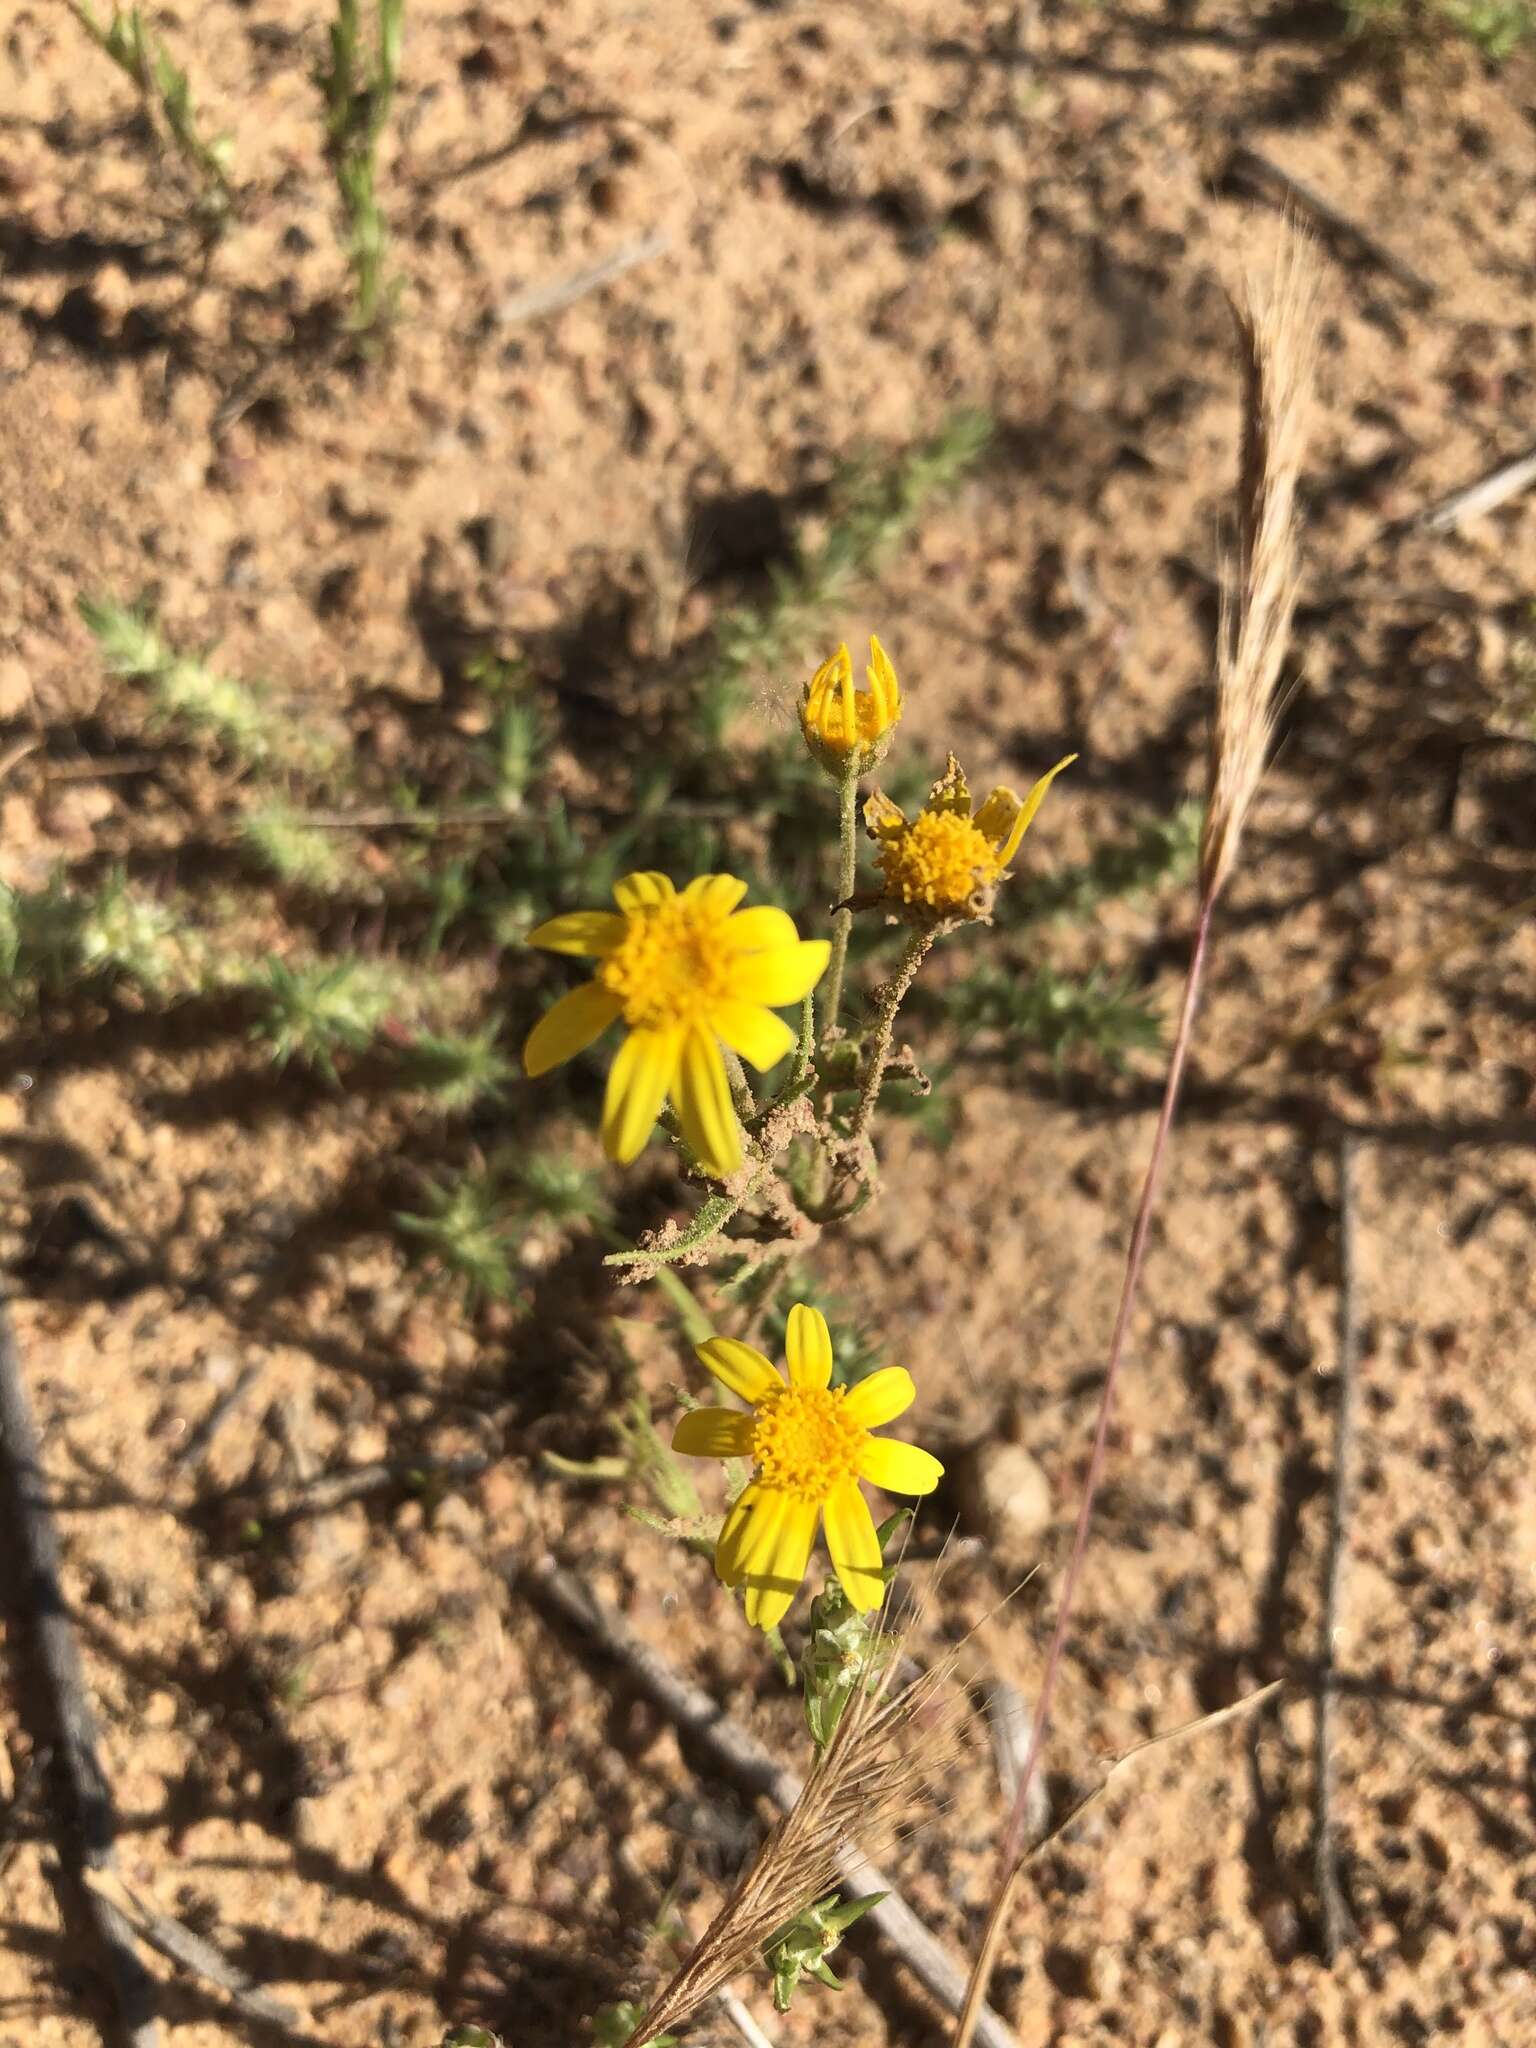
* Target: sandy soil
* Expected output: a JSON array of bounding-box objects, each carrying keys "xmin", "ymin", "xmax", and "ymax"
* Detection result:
[{"xmin": 2, "ymin": 5, "xmax": 1535, "ymax": 2047}]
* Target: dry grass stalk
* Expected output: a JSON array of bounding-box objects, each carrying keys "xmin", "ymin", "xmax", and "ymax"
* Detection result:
[
  {"xmin": 952, "ymin": 234, "xmax": 1318, "ymax": 2048},
  {"xmin": 623, "ymin": 1597, "xmax": 966, "ymax": 2046},
  {"xmin": 1201, "ymin": 232, "xmax": 1319, "ymax": 905}
]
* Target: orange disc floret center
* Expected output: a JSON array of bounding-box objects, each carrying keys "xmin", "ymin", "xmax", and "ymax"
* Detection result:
[
  {"xmin": 877, "ymin": 811, "xmax": 1003, "ymax": 909},
  {"xmin": 751, "ymin": 1384, "xmax": 865, "ymax": 1501},
  {"xmin": 597, "ymin": 902, "xmax": 738, "ymax": 1031}
]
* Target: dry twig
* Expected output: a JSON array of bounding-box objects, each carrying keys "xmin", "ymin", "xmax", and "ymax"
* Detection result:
[
  {"xmin": 0, "ymin": 1298, "xmax": 161, "ymax": 2048},
  {"xmin": 175, "ymin": 1357, "xmax": 266, "ymax": 1474},
  {"xmin": 1223, "ymin": 146, "xmax": 1435, "ymax": 306},
  {"xmin": 522, "ymin": 1558, "xmax": 1018, "ymax": 2048},
  {"xmin": 250, "ymin": 1453, "xmax": 491, "ymax": 1524},
  {"xmin": 83, "ymin": 1868, "xmax": 300, "ymax": 2029},
  {"xmin": 979, "ymin": 1679, "xmax": 1049, "ymax": 1843},
  {"xmin": 497, "ymin": 233, "xmax": 672, "ymax": 326},
  {"xmin": 1315, "ymin": 1132, "xmax": 1363, "ymax": 1962},
  {"xmin": 1417, "ymin": 445, "xmax": 1536, "ymax": 532}
]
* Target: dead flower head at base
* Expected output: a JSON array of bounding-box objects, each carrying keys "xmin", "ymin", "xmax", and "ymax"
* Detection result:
[
  {"xmin": 673, "ymin": 1302, "xmax": 943, "ymax": 1629},
  {"xmin": 865, "ymin": 749, "xmax": 1076, "ymax": 921}
]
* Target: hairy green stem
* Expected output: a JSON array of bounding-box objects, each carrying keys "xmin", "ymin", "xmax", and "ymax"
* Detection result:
[
  {"xmin": 789, "ymin": 993, "xmax": 814, "ymax": 1092},
  {"xmin": 846, "ymin": 925, "xmax": 937, "ymax": 1151},
  {"xmin": 721, "ymin": 1045, "xmax": 755, "ymax": 1121},
  {"xmin": 603, "ymin": 1175, "xmax": 761, "ymax": 1272},
  {"xmin": 820, "ymin": 766, "xmax": 860, "ymax": 1038}
]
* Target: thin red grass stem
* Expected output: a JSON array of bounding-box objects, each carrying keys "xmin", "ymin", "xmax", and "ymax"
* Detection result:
[{"xmin": 954, "ymin": 894, "xmax": 1217, "ymax": 2046}]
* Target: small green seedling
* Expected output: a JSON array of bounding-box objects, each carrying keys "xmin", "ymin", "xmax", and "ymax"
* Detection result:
[
  {"xmin": 317, "ymin": 0, "xmax": 407, "ymax": 331},
  {"xmin": 252, "ymin": 957, "xmax": 404, "ymax": 1077},
  {"xmin": 67, "ymin": 2, "xmax": 233, "ymax": 223}
]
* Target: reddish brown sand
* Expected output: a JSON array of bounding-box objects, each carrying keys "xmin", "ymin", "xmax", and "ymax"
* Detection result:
[{"xmin": 1, "ymin": 5, "xmax": 1534, "ymax": 2047}]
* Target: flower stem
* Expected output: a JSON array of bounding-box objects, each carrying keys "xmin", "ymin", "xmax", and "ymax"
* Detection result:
[
  {"xmin": 951, "ymin": 894, "xmax": 1216, "ymax": 2048},
  {"xmin": 721, "ymin": 1045, "xmax": 755, "ymax": 1120},
  {"xmin": 846, "ymin": 925, "xmax": 936, "ymax": 1153},
  {"xmin": 820, "ymin": 766, "xmax": 861, "ymax": 1039},
  {"xmin": 604, "ymin": 1179, "xmax": 759, "ymax": 1271},
  {"xmin": 789, "ymin": 993, "xmax": 815, "ymax": 1092}
]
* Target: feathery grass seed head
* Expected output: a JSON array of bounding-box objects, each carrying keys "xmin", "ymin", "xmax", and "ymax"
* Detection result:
[{"xmin": 1201, "ymin": 237, "xmax": 1318, "ymax": 904}]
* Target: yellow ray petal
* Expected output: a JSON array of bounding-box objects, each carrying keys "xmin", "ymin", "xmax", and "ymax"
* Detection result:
[
  {"xmin": 613, "ymin": 871, "xmax": 676, "ymax": 913},
  {"xmin": 744, "ymin": 1497, "xmax": 819, "ymax": 1630},
  {"xmin": 728, "ymin": 939, "xmax": 831, "ymax": 1008},
  {"xmin": 994, "ymin": 754, "xmax": 1077, "ymax": 866},
  {"xmin": 866, "ymin": 635, "xmax": 901, "ymax": 724},
  {"xmin": 716, "ymin": 1482, "xmax": 761, "ymax": 1587},
  {"xmin": 863, "ymin": 789, "xmax": 907, "ymax": 842},
  {"xmin": 525, "ymin": 910, "xmax": 626, "ymax": 956},
  {"xmin": 858, "ymin": 1436, "xmax": 944, "ymax": 1497},
  {"xmin": 785, "ymin": 1303, "xmax": 833, "ymax": 1391},
  {"xmin": 696, "ymin": 1335, "xmax": 782, "ymax": 1404},
  {"xmin": 843, "ymin": 1366, "xmax": 916, "ymax": 1429},
  {"xmin": 599, "ymin": 1026, "xmax": 681, "ymax": 1163},
  {"xmin": 683, "ymin": 874, "xmax": 750, "ymax": 918},
  {"xmin": 823, "ymin": 1480, "xmax": 885, "ymax": 1613},
  {"xmin": 523, "ymin": 982, "xmax": 622, "ymax": 1077},
  {"xmin": 675, "ymin": 1026, "xmax": 742, "ymax": 1176},
  {"xmin": 737, "ymin": 1485, "xmax": 792, "ymax": 1584},
  {"xmin": 722, "ymin": 904, "xmax": 800, "ymax": 955},
  {"xmin": 712, "ymin": 999, "xmax": 797, "ymax": 1072},
  {"xmin": 672, "ymin": 1408, "xmax": 756, "ymax": 1459}
]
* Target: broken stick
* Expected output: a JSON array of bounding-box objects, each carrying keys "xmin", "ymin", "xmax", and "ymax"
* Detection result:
[
  {"xmin": 0, "ymin": 1297, "xmax": 161, "ymax": 2048},
  {"xmin": 1315, "ymin": 1133, "xmax": 1363, "ymax": 1962},
  {"xmin": 1418, "ymin": 445, "xmax": 1536, "ymax": 533},
  {"xmin": 1223, "ymin": 147, "xmax": 1435, "ymax": 306},
  {"xmin": 522, "ymin": 1557, "xmax": 1019, "ymax": 2048},
  {"xmin": 84, "ymin": 1869, "xmax": 300, "ymax": 2030}
]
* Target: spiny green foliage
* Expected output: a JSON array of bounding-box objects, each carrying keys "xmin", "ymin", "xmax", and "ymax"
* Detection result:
[
  {"xmin": 698, "ymin": 409, "xmax": 993, "ymax": 740},
  {"xmin": 68, "ymin": 2, "xmax": 233, "ymax": 220},
  {"xmin": 252, "ymin": 956, "xmax": 405, "ymax": 1076},
  {"xmin": 1008, "ymin": 800, "xmax": 1201, "ymax": 926},
  {"xmin": 949, "ymin": 962, "xmax": 1161, "ymax": 1069},
  {"xmin": 395, "ymin": 1149, "xmax": 609, "ymax": 1305},
  {"xmin": 395, "ymin": 1168, "xmax": 521, "ymax": 1304},
  {"xmin": 483, "ymin": 800, "xmax": 625, "ymax": 947},
  {"xmin": 241, "ymin": 802, "xmax": 357, "ymax": 894},
  {"xmin": 0, "ymin": 869, "xmax": 190, "ymax": 997},
  {"xmin": 76, "ymin": 594, "xmax": 172, "ymax": 678},
  {"xmin": 463, "ymin": 652, "xmax": 548, "ymax": 811},
  {"xmin": 485, "ymin": 700, "xmax": 546, "ymax": 811},
  {"xmin": 78, "ymin": 595, "xmax": 290, "ymax": 765},
  {"xmin": 403, "ymin": 1026, "xmax": 515, "ymax": 1111},
  {"xmin": 509, "ymin": 1150, "xmax": 611, "ymax": 1227},
  {"xmin": 613, "ymin": 1387, "xmax": 709, "ymax": 1529},
  {"xmin": 1345, "ymin": 0, "xmax": 1535, "ymax": 56},
  {"xmin": 317, "ymin": 0, "xmax": 406, "ymax": 331}
]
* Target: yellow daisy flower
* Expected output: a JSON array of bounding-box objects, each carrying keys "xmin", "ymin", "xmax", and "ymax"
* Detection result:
[
  {"xmin": 673, "ymin": 1303, "xmax": 944, "ymax": 1630},
  {"xmin": 799, "ymin": 636, "xmax": 903, "ymax": 777},
  {"xmin": 523, "ymin": 872, "xmax": 830, "ymax": 1178},
  {"xmin": 865, "ymin": 749, "xmax": 1076, "ymax": 920}
]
